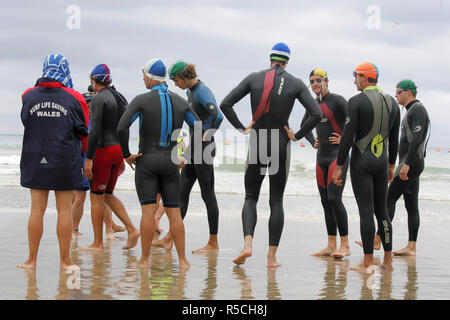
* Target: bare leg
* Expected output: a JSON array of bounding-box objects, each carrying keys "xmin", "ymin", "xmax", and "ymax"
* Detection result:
[
  {"xmin": 134, "ymin": 204, "xmax": 158, "ymax": 268},
  {"xmin": 165, "ymin": 207, "xmax": 190, "ymax": 269},
  {"xmin": 152, "ymin": 232, "xmax": 174, "ymax": 250},
  {"xmin": 393, "ymin": 241, "xmax": 416, "ymax": 256},
  {"xmin": 55, "ymin": 190, "xmax": 76, "ymax": 269},
  {"xmin": 18, "ymin": 189, "xmax": 49, "ymax": 269},
  {"xmin": 267, "ymin": 246, "xmax": 281, "ymax": 268},
  {"xmin": 311, "ymin": 235, "xmax": 337, "ymax": 256},
  {"xmin": 104, "ymin": 193, "xmax": 140, "ymax": 250},
  {"xmin": 331, "ymin": 235, "xmax": 351, "ymax": 259},
  {"xmin": 79, "ymin": 193, "xmax": 105, "ymax": 251},
  {"xmin": 103, "ymin": 205, "xmax": 117, "ymax": 240},
  {"xmin": 71, "ymin": 190, "xmax": 86, "ymax": 238},
  {"xmin": 154, "ymin": 201, "xmax": 165, "ymax": 234},
  {"xmin": 233, "ymin": 235, "xmax": 253, "ymax": 265},
  {"xmin": 192, "ymin": 234, "xmax": 219, "ymax": 254}
]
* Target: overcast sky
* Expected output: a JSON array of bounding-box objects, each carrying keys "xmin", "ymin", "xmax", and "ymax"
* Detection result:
[{"xmin": 1, "ymin": 0, "xmax": 449, "ymax": 147}]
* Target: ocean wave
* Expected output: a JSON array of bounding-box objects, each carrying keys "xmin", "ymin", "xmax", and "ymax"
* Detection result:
[{"xmin": 0, "ymin": 155, "xmax": 20, "ymax": 165}]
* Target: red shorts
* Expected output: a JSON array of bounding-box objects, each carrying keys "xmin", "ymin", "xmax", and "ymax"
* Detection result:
[{"xmin": 90, "ymin": 145, "xmax": 124, "ymax": 194}]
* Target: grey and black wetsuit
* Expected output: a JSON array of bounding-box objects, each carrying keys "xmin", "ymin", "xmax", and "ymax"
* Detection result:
[
  {"xmin": 302, "ymin": 92, "xmax": 349, "ymax": 237},
  {"xmin": 117, "ymin": 83, "xmax": 199, "ymax": 207},
  {"xmin": 220, "ymin": 64, "xmax": 322, "ymax": 246},
  {"xmin": 379, "ymin": 100, "xmax": 430, "ymax": 242},
  {"xmin": 337, "ymin": 85, "xmax": 400, "ymax": 254},
  {"xmin": 180, "ymin": 80, "xmax": 223, "ymax": 235}
]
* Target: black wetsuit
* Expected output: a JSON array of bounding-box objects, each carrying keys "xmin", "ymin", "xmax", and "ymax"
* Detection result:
[
  {"xmin": 117, "ymin": 84, "xmax": 199, "ymax": 207},
  {"xmin": 87, "ymin": 86, "xmax": 128, "ymax": 194},
  {"xmin": 337, "ymin": 86, "xmax": 400, "ymax": 254},
  {"xmin": 180, "ymin": 80, "xmax": 223, "ymax": 235},
  {"xmin": 382, "ymin": 100, "xmax": 430, "ymax": 242},
  {"xmin": 302, "ymin": 93, "xmax": 349, "ymax": 237},
  {"xmin": 220, "ymin": 64, "xmax": 322, "ymax": 246}
]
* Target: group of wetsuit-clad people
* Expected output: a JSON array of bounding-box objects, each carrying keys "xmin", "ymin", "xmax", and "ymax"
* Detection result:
[{"xmin": 18, "ymin": 42, "xmax": 430, "ymax": 273}]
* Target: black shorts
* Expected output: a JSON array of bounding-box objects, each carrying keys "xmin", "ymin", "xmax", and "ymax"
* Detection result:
[{"xmin": 135, "ymin": 151, "xmax": 180, "ymax": 207}]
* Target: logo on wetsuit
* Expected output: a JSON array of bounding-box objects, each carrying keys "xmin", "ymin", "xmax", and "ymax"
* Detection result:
[{"xmin": 371, "ymin": 134, "xmax": 384, "ymax": 158}]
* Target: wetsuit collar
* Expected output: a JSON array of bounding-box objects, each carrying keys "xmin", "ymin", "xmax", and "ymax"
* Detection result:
[
  {"xmin": 363, "ymin": 85, "xmax": 381, "ymax": 93},
  {"xmin": 190, "ymin": 79, "xmax": 202, "ymax": 91},
  {"xmin": 405, "ymin": 99, "xmax": 419, "ymax": 110}
]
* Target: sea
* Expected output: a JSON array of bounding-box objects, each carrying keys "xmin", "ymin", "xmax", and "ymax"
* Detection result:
[{"xmin": 0, "ymin": 133, "xmax": 449, "ymax": 222}]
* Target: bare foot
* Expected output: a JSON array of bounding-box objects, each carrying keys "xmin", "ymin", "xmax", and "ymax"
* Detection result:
[
  {"xmin": 72, "ymin": 231, "xmax": 83, "ymax": 239},
  {"xmin": 179, "ymin": 259, "xmax": 191, "ymax": 270},
  {"xmin": 192, "ymin": 243, "xmax": 219, "ymax": 254},
  {"xmin": 106, "ymin": 233, "xmax": 117, "ymax": 241},
  {"xmin": 132, "ymin": 259, "xmax": 150, "ymax": 268},
  {"xmin": 152, "ymin": 238, "xmax": 173, "ymax": 251},
  {"xmin": 78, "ymin": 244, "xmax": 104, "ymax": 252},
  {"xmin": 311, "ymin": 246, "xmax": 336, "ymax": 257},
  {"xmin": 17, "ymin": 260, "xmax": 36, "ymax": 269},
  {"xmin": 379, "ymin": 261, "xmax": 394, "ymax": 270},
  {"xmin": 331, "ymin": 246, "xmax": 351, "ymax": 259},
  {"xmin": 393, "ymin": 246, "xmax": 416, "ymax": 256},
  {"xmin": 112, "ymin": 224, "xmax": 126, "ymax": 233},
  {"xmin": 267, "ymin": 259, "xmax": 281, "ymax": 268},
  {"xmin": 349, "ymin": 262, "xmax": 373, "ymax": 272},
  {"xmin": 122, "ymin": 229, "xmax": 140, "ymax": 250},
  {"xmin": 233, "ymin": 249, "xmax": 252, "ymax": 265}
]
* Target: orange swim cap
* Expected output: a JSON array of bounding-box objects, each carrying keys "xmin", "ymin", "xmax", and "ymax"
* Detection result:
[{"xmin": 353, "ymin": 62, "xmax": 379, "ymax": 80}]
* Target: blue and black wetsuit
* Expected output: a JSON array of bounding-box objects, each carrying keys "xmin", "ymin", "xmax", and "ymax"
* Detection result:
[
  {"xmin": 117, "ymin": 83, "xmax": 199, "ymax": 207},
  {"xmin": 180, "ymin": 80, "xmax": 223, "ymax": 235},
  {"xmin": 302, "ymin": 92, "xmax": 349, "ymax": 237},
  {"xmin": 220, "ymin": 64, "xmax": 322, "ymax": 246},
  {"xmin": 337, "ymin": 86, "xmax": 400, "ymax": 254},
  {"xmin": 378, "ymin": 100, "xmax": 430, "ymax": 242}
]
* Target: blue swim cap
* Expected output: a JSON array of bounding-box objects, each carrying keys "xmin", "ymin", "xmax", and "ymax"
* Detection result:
[
  {"xmin": 42, "ymin": 53, "xmax": 73, "ymax": 88},
  {"xmin": 142, "ymin": 58, "xmax": 166, "ymax": 81},
  {"xmin": 270, "ymin": 42, "xmax": 290, "ymax": 61},
  {"xmin": 90, "ymin": 64, "xmax": 111, "ymax": 82}
]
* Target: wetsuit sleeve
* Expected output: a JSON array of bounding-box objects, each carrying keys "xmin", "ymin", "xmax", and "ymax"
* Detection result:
[
  {"xmin": 117, "ymin": 97, "xmax": 141, "ymax": 158},
  {"xmin": 404, "ymin": 105, "xmax": 428, "ymax": 165},
  {"xmin": 300, "ymin": 110, "xmax": 316, "ymax": 147},
  {"xmin": 294, "ymin": 81, "xmax": 322, "ymax": 141},
  {"xmin": 337, "ymin": 95, "xmax": 349, "ymax": 128},
  {"xmin": 219, "ymin": 75, "xmax": 251, "ymax": 131},
  {"xmin": 337, "ymin": 96, "xmax": 358, "ymax": 165},
  {"xmin": 184, "ymin": 104, "xmax": 200, "ymax": 128},
  {"xmin": 86, "ymin": 95, "xmax": 104, "ymax": 159},
  {"xmin": 196, "ymin": 88, "xmax": 224, "ymax": 141}
]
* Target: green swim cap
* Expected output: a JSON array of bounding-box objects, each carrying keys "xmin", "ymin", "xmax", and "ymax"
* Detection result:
[
  {"xmin": 169, "ymin": 61, "xmax": 187, "ymax": 80},
  {"xmin": 396, "ymin": 79, "xmax": 417, "ymax": 93}
]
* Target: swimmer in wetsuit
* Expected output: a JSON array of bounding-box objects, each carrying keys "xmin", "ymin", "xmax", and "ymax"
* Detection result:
[
  {"xmin": 117, "ymin": 58, "xmax": 200, "ymax": 269},
  {"xmin": 80, "ymin": 64, "xmax": 140, "ymax": 252},
  {"xmin": 375, "ymin": 80, "xmax": 430, "ymax": 256},
  {"xmin": 333, "ymin": 62, "xmax": 400, "ymax": 271},
  {"xmin": 153, "ymin": 61, "xmax": 223, "ymax": 253},
  {"xmin": 220, "ymin": 42, "xmax": 322, "ymax": 267},
  {"xmin": 301, "ymin": 68, "xmax": 350, "ymax": 259}
]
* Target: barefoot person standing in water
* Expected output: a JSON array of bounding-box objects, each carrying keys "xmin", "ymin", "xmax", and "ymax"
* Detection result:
[
  {"xmin": 81, "ymin": 64, "xmax": 140, "ymax": 251},
  {"xmin": 301, "ymin": 68, "xmax": 350, "ymax": 259},
  {"xmin": 19, "ymin": 53, "xmax": 89, "ymax": 269},
  {"xmin": 117, "ymin": 58, "xmax": 200, "ymax": 268},
  {"xmin": 333, "ymin": 62, "xmax": 400, "ymax": 271},
  {"xmin": 220, "ymin": 43, "xmax": 322, "ymax": 267}
]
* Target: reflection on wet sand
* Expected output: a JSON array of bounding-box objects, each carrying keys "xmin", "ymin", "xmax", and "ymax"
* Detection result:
[
  {"xmin": 355, "ymin": 257, "xmax": 393, "ymax": 300},
  {"xmin": 233, "ymin": 266, "xmax": 254, "ymax": 300},
  {"xmin": 266, "ymin": 268, "xmax": 281, "ymax": 300},
  {"xmin": 397, "ymin": 256, "xmax": 418, "ymax": 300},
  {"xmin": 23, "ymin": 269, "xmax": 39, "ymax": 300},
  {"xmin": 317, "ymin": 257, "xmax": 349, "ymax": 300},
  {"xmin": 199, "ymin": 252, "xmax": 218, "ymax": 300}
]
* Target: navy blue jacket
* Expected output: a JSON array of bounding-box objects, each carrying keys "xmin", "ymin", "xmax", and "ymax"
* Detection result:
[{"xmin": 20, "ymin": 78, "xmax": 89, "ymax": 190}]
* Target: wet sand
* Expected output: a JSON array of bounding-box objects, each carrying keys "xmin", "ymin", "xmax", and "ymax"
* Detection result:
[{"xmin": 1, "ymin": 190, "xmax": 450, "ymax": 300}]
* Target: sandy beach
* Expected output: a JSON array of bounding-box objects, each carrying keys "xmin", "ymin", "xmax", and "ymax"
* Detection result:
[{"xmin": 1, "ymin": 187, "xmax": 450, "ymax": 300}]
